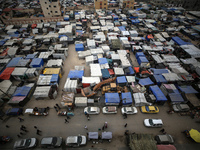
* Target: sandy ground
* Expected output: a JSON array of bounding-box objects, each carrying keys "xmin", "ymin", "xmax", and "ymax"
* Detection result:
[{"xmin": 0, "ymin": 44, "xmax": 200, "ymax": 150}]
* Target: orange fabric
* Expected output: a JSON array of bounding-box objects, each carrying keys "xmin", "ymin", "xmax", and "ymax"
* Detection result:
[
  {"xmin": 134, "ymin": 67, "xmax": 140, "ymax": 73},
  {"xmin": 0, "ymin": 67, "xmax": 15, "ymax": 80}
]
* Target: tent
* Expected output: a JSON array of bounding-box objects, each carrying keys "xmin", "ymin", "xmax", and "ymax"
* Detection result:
[
  {"xmin": 6, "ymin": 57, "xmax": 22, "ymax": 68},
  {"xmin": 75, "ymin": 44, "xmax": 84, "ymax": 51},
  {"xmin": 149, "ymin": 85, "xmax": 167, "ymax": 103},
  {"xmin": 68, "ymin": 70, "xmax": 84, "ymax": 80},
  {"xmin": 98, "ymin": 58, "xmax": 108, "ymax": 64},
  {"xmin": 177, "ymin": 85, "xmax": 198, "ymax": 94},
  {"xmin": 168, "ymin": 93, "xmax": 185, "ymax": 103},
  {"xmin": 131, "ymin": 19, "xmax": 140, "ymax": 24},
  {"xmin": 121, "ymin": 92, "xmax": 133, "ymax": 105},
  {"xmin": 101, "ymin": 69, "xmax": 110, "ymax": 79},
  {"xmin": 153, "ymin": 75, "xmax": 167, "ymax": 85},
  {"xmin": 0, "ymin": 67, "xmax": 15, "ymax": 80},
  {"xmin": 136, "ymin": 52, "xmax": 145, "ymax": 59},
  {"xmin": 117, "ymin": 76, "xmax": 127, "ymax": 86},
  {"xmin": 102, "ymin": 132, "xmax": 112, "ymax": 140},
  {"xmin": 88, "ymin": 132, "xmax": 98, "ymax": 140},
  {"xmin": 29, "ymin": 58, "xmax": 44, "ymax": 69},
  {"xmin": 105, "ymin": 93, "xmax": 120, "ymax": 105},
  {"xmin": 139, "ymin": 77, "xmax": 154, "ymax": 86},
  {"xmin": 172, "ymin": 36, "xmax": 192, "ymax": 46},
  {"xmin": 151, "ymin": 69, "xmax": 169, "ymax": 75},
  {"xmin": 133, "ymin": 93, "xmax": 151, "ymax": 107},
  {"xmin": 13, "ymin": 85, "xmax": 31, "ymax": 97}
]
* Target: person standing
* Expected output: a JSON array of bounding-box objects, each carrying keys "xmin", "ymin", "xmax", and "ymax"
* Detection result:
[
  {"xmin": 18, "ymin": 117, "xmax": 24, "ymax": 122},
  {"xmin": 56, "ymin": 104, "xmax": 61, "ymax": 110},
  {"xmin": 104, "ymin": 122, "xmax": 108, "ymax": 128},
  {"xmin": 102, "ymin": 126, "xmax": 105, "ymax": 131},
  {"xmin": 124, "ymin": 123, "xmax": 127, "ymax": 127},
  {"xmin": 84, "ymin": 125, "xmax": 88, "ymax": 130},
  {"xmin": 65, "ymin": 119, "xmax": 69, "ymax": 123}
]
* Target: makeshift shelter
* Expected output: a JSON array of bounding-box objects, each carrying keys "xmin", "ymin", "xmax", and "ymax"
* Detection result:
[
  {"xmin": 43, "ymin": 68, "xmax": 62, "ymax": 78},
  {"xmin": 177, "ymin": 85, "xmax": 198, "ymax": 94},
  {"xmin": 29, "ymin": 58, "xmax": 44, "ymax": 69},
  {"xmin": 149, "ymin": 85, "xmax": 167, "ymax": 105},
  {"xmin": 68, "ymin": 70, "xmax": 84, "ymax": 80},
  {"xmin": 88, "ymin": 132, "xmax": 98, "ymax": 140},
  {"xmin": 0, "ymin": 67, "xmax": 15, "ymax": 80},
  {"xmin": 75, "ymin": 44, "xmax": 84, "ymax": 51},
  {"xmin": 11, "ymin": 67, "xmax": 28, "ymax": 80},
  {"xmin": 121, "ymin": 92, "xmax": 133, "ymax": 105},
  {"xmin": 117, "ymin": 76, "xmax": 127, "ymax": 86},
  {"xmin": 101, "ymin": 69, "xmax": 110, "ymax": 79},
  {"xmin": 133, "ymin": 93, "xmax": 151, "ymax": 107},
  {"xmin": 105, "ymin": 93, "xmax": 120, "ymax": 105},
  {"xmin": 33, "ymin": 85, "xmax": 57, "ymax": 100},
  {"xmin": 102, "ymin": 132, "xmax": 112, "ymax": 140},
  {"xmin": 168, "ymin": 93, "xmax": 185, "ymax": 104},
  {"xmin": 139, "ymin": 77, "xmax": 154, "ymax": 86},
  {"xmin": 6, "ymin": 57, "xmax": 22, "ymax": 68}
]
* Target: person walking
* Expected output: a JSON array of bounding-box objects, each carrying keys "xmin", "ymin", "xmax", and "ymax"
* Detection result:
[
  {"xmin": 87, "ymin": 114, "xmax": 90, "ymax": 121},
  {"xmin": 6, "ymin": 125, "xmax": 9, "ymax": 128},
  {"xmin": 102, "ymin": 126, "xmax": 105, "ymax": 131},
  {"xmin": 34, "ymin": 126, "xmax": 37, "ymax": 129},
  {"xmin": 65, "ymin": 119, "xmax": 69, "ymax": 123},
  {"xmin": 56, "ymin": 104, "xmax": 61, "ymax": 110},
  {"xmin": 18, "ymin": 117, "xmax": 24, "ymax": 122},
  {"xmin": 124, "ymin": 123, "xmax": 127, "ymax": 127},
  {"xmin": 36, "ymin": 130, "xmax": 41, "ymax": 135},
  {"xmin": 17, "ymin": 134, "xmax": 21, "ymax": 138},
  {"xmin": 104, "ymin": 122, "xmax": 108, "ymax": 128},
  {"xmin": 84, "ymin": 125, "xmax": 88, "ymax": 130},
  {"xmin": 20, "ymin": 126, "xmax": 25, "ymax": 131},
  {"xmin": 54, "ymin": 106, "xmax": 58, "ymax": 112},
  {"xmin": 20, "ymin": 132, "xmax": 24, "ymax": 135},
  {"xmin": 21, "ymin": 125, "xmax": 26, "ymax": 129}
]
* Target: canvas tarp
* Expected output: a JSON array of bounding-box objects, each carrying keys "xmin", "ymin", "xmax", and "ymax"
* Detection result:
[
  {"xmin": 139, "ymin": 77, "xmax": 154, "ymax": 86},
  {"xmin": 177, "ymin": 85, "xmax": 198, "ymax": 94},
  {"xmin": 13, "ymin": 86, "xmax": 31, "ymax": 97},
  {"xmin": 105, "ymin": 93, "xmax": 120, "ymax": 104},
  {"xmin": 102, "ymin": 132, "xmax": 112, "ymax": 139},
  {"xmin": 121, "ymin": 92, "xmax": 133, "ymax": 105},
  {"xmin": 133, "ymin": 93, "xmax": 151, "ymax": 107},
  {"xmin": 0, "ymin": 67, "xmax": 15, "ymax": 80},
  {"xmin": 68, "ymin": 70, "xmax": 84, "ymax": 79},
  {"xmin": 88, "ymin": 132, "xmax": 98, "ymax": 139},
  {"xmin": 149, "ymin": 85, "xmax": 167, "ymax": 101}
]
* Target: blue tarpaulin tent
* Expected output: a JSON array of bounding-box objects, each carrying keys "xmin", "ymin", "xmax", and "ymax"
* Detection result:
[
  {"xmin": 177, "ymin": 85, "xmax": 198, "ymax": 94},
  {"xmin": 136, "ymin": 52, "xmax": 145, "ymax": 59},
  {"xmin": 50, "ymin": 74, "xmax": 59, "ymax": 85},
  {"xmin": 9, "ymin": 34, "xmax": 21, "ymax": 38},
  {"xmin": 25, "ymin": 54, "xmax": 37, "ymax": 59},
  {"xmin": 118, "ymin": 26, "xmax": 126, "ymax": 31},
  {"xmin": 137, "ymin": 56, "xmax": 149, "ymax": 65},
  {"xmin": 59, "ymin": 35, "xmax": 67, "ymax": 38},
  {"xmin": 149, "ymin": 85, "xmax": 167, "ymax": 102},
  {"xmin": 117, "ymin": 76, "xmax": 127, "ymax": 84},
  {"xmin": 105, "ymin": 93, "xmax": 120, "ymax": 104},
  {"xmin": 13, "ymin": 86, "xmax": 31, "ymax": 97},
  {"xmin": 68, "ymin": 70, "xmax": 84, "ymax": 79},
  {"xmin": 121, "ymin": 92, "xmax": 133, "ymax": 105},
  {"xmin": 131, "ymin": 19, "xmax": 140, "ymax": 24},
  {"xmin": 125, "ymin": 66, "xmax": 135, "ymax": 75},
  {"xmin": 75, "ymin": 44, "xmax": 84, "ymax": 51},
  {"xmin": 153, "ymin": 75, "xmax": 167, "ymax": 85},
  {"xmin": 101, "ymin": 69, "xmax": 110, "ymax": 79},
  {"xmin": 172, "ymin": 37, "xmax": 192, "ymax": 46},
  {"xmin": 98, "ymin": 58, "xmax": 108, "ymax": 64},
  {"xmin": 151, "ymin": 69, "xmax": 169, "ymax": 75},
  {"xmin": 30, "ymin": 58, "xmax": 44, "ymax": 68},
  {"xmin": 169, "ymin": 93, "xmax": 185, "ymax": 103},
  {"xmin": 139, "ymin": 77, "xmax": 154, "ymax": 86},
  {"xmin": 6, "ymin": 57, "xmax": 22, "ymax": 68}
]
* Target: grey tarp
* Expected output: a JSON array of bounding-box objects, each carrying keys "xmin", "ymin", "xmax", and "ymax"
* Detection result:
[
  {"xmin": 102, "ymin": 132, "xmax": 112, "ymax": 139},
  {"xmin": 88, "ymin": 132, "xmax": 98, "ymax": 140}
]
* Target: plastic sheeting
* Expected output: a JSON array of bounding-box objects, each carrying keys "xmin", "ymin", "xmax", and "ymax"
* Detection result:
[
  {"xmin": 0, "ymin": 67, "xmax": 15, "ymax": 80},
  {"xmin": 139, "ymin": 77, "xmax": 154, "ymax": 86},
  {"xmin": 121, "ymin": 92, "xmax": 133, "ymax": 105},
  {"xmin": 133, "ymin": 93, "xmax": 151, "ymax": 107},
  {"xmin": 30, "ymin": 58, "xmax": 44, "ymax": 68},
  {"xmin": 75, "ymin": 44, "xmax": 84, "ymax": 51},
  {"xmin": 102, "ymin": 132, "xmax": 112, "ymax": 139},
  {"xmin": 151, "ymin": 69, "xmax": 169, "ymax": 75},
  {"xmin": 172, "ymin": 36, "xmax": 191, "ymax": 46},
  {"xmin": 101, "ymin": 69, "xmax": 110, "ymax": 79},
  {"xmin": 117, "ymin": 76, "xmax": 127, "ymax": 84},
  {"xmin": 149, "ymin": 85, "xmax": 167, "ymax": 101},
  {"xmin": 98, "ymin": 58, "xmax": 108, "ymax": 64},
  {"xmin": 68, "ymin": 70, "xmax": 84, "ymax": 79},
  {"xmin": 6, "ymin": 57, "xmax": 22, "ymax": 68},
  {"xmin": 177, "ymin": 85, "xmax": 198, "ymax": 94},
  {"xmin": 153, "ymin": 75, "xmax": 167, "ymax": 85},
  {"xmin": 88, "ymin": 132, "xmax": 98, "ymax": 139},
  {"xmin": 169, "ymin": 93, "xmax": 185, "ymax": 103},
  {"xmin": 13, "ymin": 85, "xmax": 31, "ymax": 97},
  {"xmin": 105, "ymin": 93, "xmax": 120, "ymax": 104}
]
